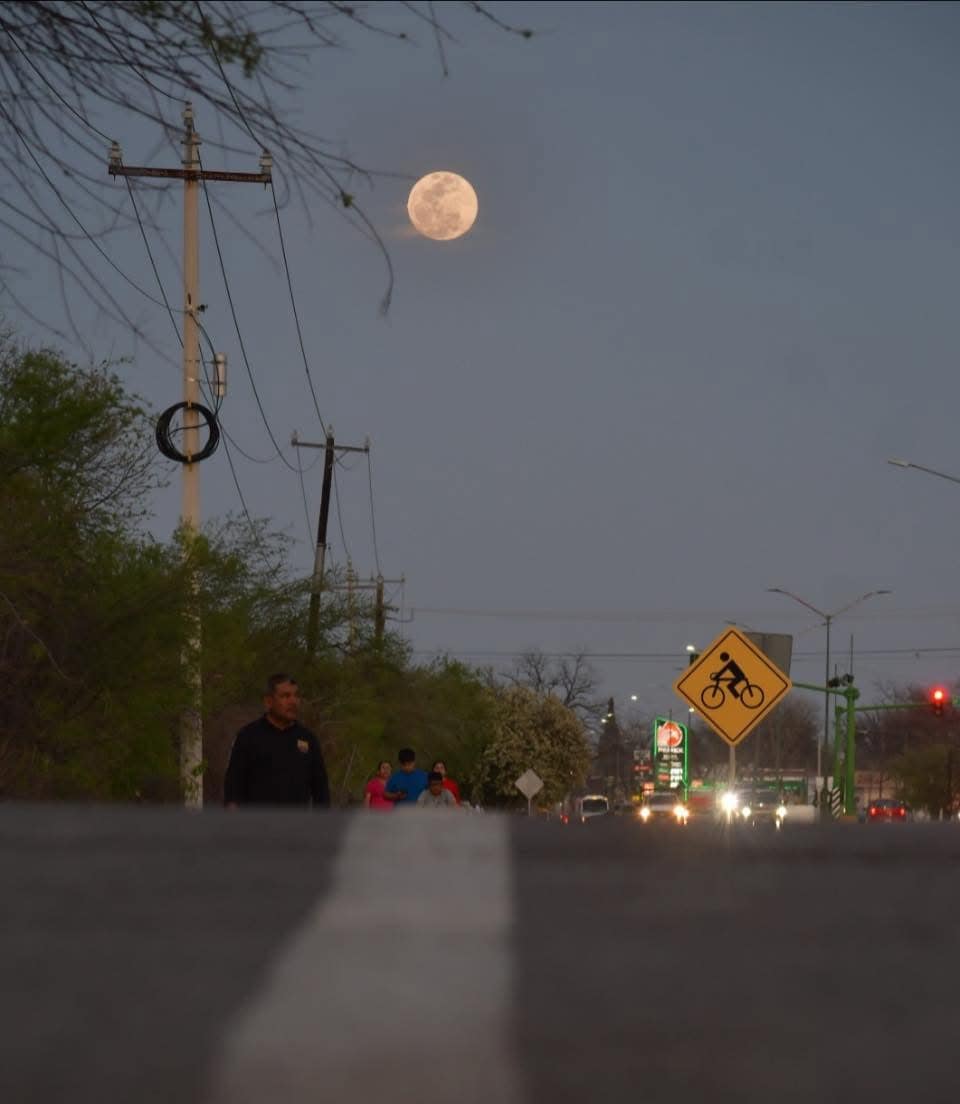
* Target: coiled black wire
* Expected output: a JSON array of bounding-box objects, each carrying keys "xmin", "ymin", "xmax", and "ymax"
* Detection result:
[{"xmin": 156, "ymin": 401, "xmax": 220, "ymax": 463}]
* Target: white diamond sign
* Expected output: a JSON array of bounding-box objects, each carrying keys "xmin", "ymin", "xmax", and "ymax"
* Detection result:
[{"xmin": 515, "ymin": 769, "xmax": 544, "ymax": 800}]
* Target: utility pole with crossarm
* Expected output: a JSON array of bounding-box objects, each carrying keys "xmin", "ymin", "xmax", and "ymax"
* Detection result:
[{"xmin": 108, "ymin": 104, "xmax": 272, "ymax": 807}]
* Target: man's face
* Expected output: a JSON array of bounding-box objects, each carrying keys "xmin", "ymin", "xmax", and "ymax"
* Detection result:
[
  {"xmin": 265, "ymin": 681, "xmax": 300, "ymax": 726},
  {"xmin": 429, "ymin": 779, "xmax": 443, "ymax": 796},
  {"xmin": 400, "ymin": 759, "xmax": 416, "ymax": 773}
]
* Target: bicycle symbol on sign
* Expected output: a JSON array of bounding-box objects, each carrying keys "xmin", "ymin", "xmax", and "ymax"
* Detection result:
[{"xmin": 699, "ymin": 651, "xmax": 766, "ymax": 711}]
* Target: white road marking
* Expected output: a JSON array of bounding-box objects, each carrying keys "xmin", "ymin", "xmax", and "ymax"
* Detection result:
[{"xmin": 204, "ymin": 812, "xmax": 520, "ymax": 1104}]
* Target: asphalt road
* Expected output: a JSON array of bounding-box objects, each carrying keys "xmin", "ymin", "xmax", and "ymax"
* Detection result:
[{"xmin": 3, "ymin": 806, "xmax": 959, "ymax": 1104}]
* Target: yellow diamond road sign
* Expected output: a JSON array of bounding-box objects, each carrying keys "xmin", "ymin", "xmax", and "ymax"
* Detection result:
[{"xmin": 674, "ymin": 627, "xmax": 792, "ymax": 747}]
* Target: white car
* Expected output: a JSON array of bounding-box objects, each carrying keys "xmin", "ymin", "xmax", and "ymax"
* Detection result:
[
  {"xmin": 638, "ymin": 792, "xmax": 689, "ymax": 825},
  {"xmin": 577, "ymin": 794, "xmax": 610, "ymax": 823}
]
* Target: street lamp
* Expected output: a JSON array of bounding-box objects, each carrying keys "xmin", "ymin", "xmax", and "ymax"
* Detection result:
[
  {"xmin": 887, "ymin": 457, "xmax": 960, "ymax": 486},
  {"xmin": 766, "ymin": 587, "xmax": 892, "ymax": 790}
]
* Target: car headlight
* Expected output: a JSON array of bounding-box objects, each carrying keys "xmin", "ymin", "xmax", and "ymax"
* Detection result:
[
  {"xmin": 720, "ymin": 792, "xmax": 739, "ymax": 813},
  {"xmin": 639, "ymin": 806, "xmax": 651, "ymax": 821},
  {"xmin": 674, "ymin": 804, "xmax": 688, "ymax": 820},
  {"xmin": 741, "ymin": 806, "xmax": 752, "ymax": 819},
  {"xmin": 776, "ymin": 805, "xmax": 788, "ymax": 819}
]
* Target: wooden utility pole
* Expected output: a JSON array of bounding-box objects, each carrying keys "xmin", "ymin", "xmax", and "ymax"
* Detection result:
[
  {"xmin": 375, "ymin": 575, "xmax": 386, "ymax": 645},
  {"xmin": 326, "ymin": 572, "xmax": 404, "ymax": 651},
  {"xmin": 109, "ymin": 104, "xmax": 271, "ymax": 807},
  {"xmin": 291, "ymin": 431, "xmax": 369, "ymax": 656}
]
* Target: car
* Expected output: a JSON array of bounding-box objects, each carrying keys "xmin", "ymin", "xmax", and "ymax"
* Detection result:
[
  {"xmin": 721, "ymin": 787, "xmax": 788, "ymax": 829},
  {"xmin": 867, "ymin": 798, "xmax": 908, "ymax": 822},
  {"xmin": 740, "ymin": 787, "xmax": 788, "ymax": 829},
  {"xmin": 576, "ymin": 794, "xmax": 611, "ymax": 823},
  {"xmin": 638, "ymin": 791, "xmax": 689, "ymax": 825}
]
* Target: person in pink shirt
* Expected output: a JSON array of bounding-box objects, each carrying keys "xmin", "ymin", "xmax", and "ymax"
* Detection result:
[{"xmin": 364, "ymin": 761, "xmax": 394, "ymax": 811}]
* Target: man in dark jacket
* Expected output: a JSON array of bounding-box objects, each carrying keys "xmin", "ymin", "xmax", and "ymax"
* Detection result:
[{"xmin": 224, "ymin": 674, "xmax": 330, "ymax": 808}]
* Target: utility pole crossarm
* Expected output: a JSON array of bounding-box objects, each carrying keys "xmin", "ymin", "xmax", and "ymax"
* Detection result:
[
  {"xmin": 328, "ymin": 576, "xmax": 404, "ymax": 592},
  {"xmin": 291, "ymin": 435, "xmax": 369, "ymax": 455},
  {"xmin": 109, "ymin": 165, "xmax": 271, "ymax": 184}
]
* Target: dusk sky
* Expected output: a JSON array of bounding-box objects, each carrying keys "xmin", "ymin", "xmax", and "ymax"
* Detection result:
[{"xmin": 6, "ymin": 2, "xmax": 960, "ymax": 726}]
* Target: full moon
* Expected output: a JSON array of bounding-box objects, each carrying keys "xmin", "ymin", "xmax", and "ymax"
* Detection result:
[{"xmin": 407, "ymin": 172, "xmax": 478, "ymax": 241}]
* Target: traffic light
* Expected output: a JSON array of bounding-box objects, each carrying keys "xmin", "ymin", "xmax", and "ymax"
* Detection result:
[{"xmin": 931, "ymin": 687, "xmax": 947, "ymax": 717}]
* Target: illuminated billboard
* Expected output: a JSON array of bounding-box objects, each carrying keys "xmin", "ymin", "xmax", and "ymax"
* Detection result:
[{"xmin": 653, "ymin": 717, "xmax": 688, "ymax": 792}]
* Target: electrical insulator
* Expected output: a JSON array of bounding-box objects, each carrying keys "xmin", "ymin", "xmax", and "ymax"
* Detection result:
[{"xmin": 214, "ymin": 353, "xmax": 227, "ymax": 399}]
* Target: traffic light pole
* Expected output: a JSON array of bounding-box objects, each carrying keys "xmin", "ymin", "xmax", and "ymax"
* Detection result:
[
  {"xmin": 833, "ymin": 703, "xmax": 844, "ymax": 792},
  {"xmin": 796, "ymin": 681, "xmax": 948, "ymax": 816}
]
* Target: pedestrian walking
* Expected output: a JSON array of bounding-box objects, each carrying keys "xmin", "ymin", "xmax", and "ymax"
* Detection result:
[
  {"xmin": 383, "ymin": 748, "xmax": 429, "ymax": 806},
  {"xmin": 364, "ymin": 761, "xmax": 394, "ymax": 811},
  {"xmin": 417, "ymin": 771, "xmax": 459, "ymax": 809},
  {"xmin": 432, "ymin": 760, "xmax": 462, "ymax": 804},
  {"xmin": 224, "ymin": 674, "xmax": 330, "ymax": 808}
]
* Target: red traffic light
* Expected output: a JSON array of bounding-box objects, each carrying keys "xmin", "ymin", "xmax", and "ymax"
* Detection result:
[
  {"xmin": 931, "ymin": 687, "xmax": 948, "ymax": 716},
  {"xmin": 933, "ymin": 688, "xmax": 946, "ymax": 702}
]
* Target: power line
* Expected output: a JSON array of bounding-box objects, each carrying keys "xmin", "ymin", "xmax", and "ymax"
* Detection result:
[
  {"xmin": 407, "ymin": 645, "xmax": 960, "ymax": 662},
  {"xmin": 123, "ymin": 132, "xmax": 354, "ymax": 568},
  {"xmin": 0, "ymin": 97, "xmax": 180, "ymax": 317},
  {"xmin": 2, "ymin": 23, "xmax": 115, "ymax": 145},
  {"xmin": 199, "ymin": 0, "xmax": 395, "ymax": 315},
  {"xmin": 332, "ymin": 460, "xmax": 351, "ymax": 565},
  {"xmin": 197, "ymin": 149, "xmax": 298, "ymax": 472},
  {"xmin": 295, "ymin": 440, "xmax": 316, "ymax": 549},
  {"xmin": 123, "ymin": 165, "xmax": 286, "ymax": 559},
  {"xmin": 405, "ymin": 604, "xmax": 960, "ymax": 624},
  {"xmin": 268, "ymin": 177, "xmax": 327, "ymax": 435},
  {"xmin": 124, "ymin": 175, "xmax": 182, "ymax": 347}
]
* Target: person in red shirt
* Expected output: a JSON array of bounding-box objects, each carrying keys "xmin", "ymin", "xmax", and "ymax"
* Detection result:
[
  {"xmin": 432, "ymin": 760, "xmax": 461, "ymax": 805},
  {"xmin": 364, "ymin": 761, "xmax": 394, "ymax": 811}
]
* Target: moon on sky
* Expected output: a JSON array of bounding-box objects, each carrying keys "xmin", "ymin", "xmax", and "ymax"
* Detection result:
[{"xmin": 407, "ymin": 172, "xmax": 478, "ymax": 241}]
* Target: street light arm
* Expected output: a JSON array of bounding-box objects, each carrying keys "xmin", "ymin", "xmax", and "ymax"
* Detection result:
[
  {"xmin": 886, "ymin": 458, "xmax": 960, "ymax": 486},
  {"xmin": 766, "ymin": 587, "xmax": 826, "ymax": 620},
  {"xmin": 829, "ymin": 589, "xmax": 892, "ymax": 620}
]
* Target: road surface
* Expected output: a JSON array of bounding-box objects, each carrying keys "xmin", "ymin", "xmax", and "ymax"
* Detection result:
[{"xmin": 2, "ymin": 805, "xmax": 957, "ymax": 1103}]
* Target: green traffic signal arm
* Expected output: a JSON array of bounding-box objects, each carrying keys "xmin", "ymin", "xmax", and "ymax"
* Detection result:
[
  {"xmin": 792, "ymin": 681, "xmax": 957, "ymax": 711},
  {"xmin": 791, "ymin": 681, "xmax": 955, "ymax": 816}
]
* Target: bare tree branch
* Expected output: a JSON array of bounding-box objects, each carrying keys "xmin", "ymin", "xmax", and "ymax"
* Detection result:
[{"xmin": 0, "ymin": 1, "xmax": 532, "ymax": 337}]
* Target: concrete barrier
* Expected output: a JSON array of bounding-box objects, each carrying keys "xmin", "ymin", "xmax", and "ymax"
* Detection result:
[{"xmin": 782, "ymin": 804, "xmax": 816, "ymax": 824}]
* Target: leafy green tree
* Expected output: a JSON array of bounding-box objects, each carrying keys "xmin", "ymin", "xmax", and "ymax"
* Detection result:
[
  {"xmin": 475, "ymin": 685, "xmax": 592, "ymax": 807},
  {"xmin": 0, "ymin": 338, "xmax": 179, "ymax": 796},
  {"xmin": 0, "ymin": 337, "xmax": 313, "ymax": 799},
  {"xmin": 892, "ymin": 745, "xmax": 959, "ymax": 818},
  {"xmin": 299, "ymin": 653, "xmax": 496, "ymax": 806},
  {"xmin": 0, "ymin": 336, "xmax": 524, "ymax": 805}
]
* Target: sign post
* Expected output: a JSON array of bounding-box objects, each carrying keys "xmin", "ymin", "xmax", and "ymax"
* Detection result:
[{"xmin": 515, "ymin": 769, "xmax": 544, "ymax": 817}]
